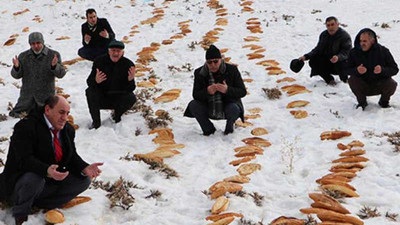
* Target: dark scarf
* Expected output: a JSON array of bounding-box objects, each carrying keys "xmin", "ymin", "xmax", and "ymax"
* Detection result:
[
  {"xmin": 88, "ymin": 22, "xmax": 97, "ymax": 32},
  {"xmin": 201, "ymin": 61, "xmax": 226, "ymax": 120}
]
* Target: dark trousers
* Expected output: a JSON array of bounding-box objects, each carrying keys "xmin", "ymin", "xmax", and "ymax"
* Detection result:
[
  {"xmin": 348, "ymin": 76, "xmax": 397, "ymax": 104},
  {"xmin": 86, "ymin": 87, "xmax": 136, "ymax": 123},
  {"xmin": 11, "ymin": 172, "xmax": 91, "ymax": 217},
  {"xmin": 188, "ymin": 100, "xmax": 241, "ymax": 134},
  {"xmin": 309, "ymin": 55, "xmax": 347, "ymax": 83},
  {"xmin": 78, "ymin": 46, "xmax": 107, "ymax": 61}
]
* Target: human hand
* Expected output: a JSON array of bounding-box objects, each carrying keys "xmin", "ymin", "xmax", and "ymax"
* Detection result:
[
  {"xmin": 99, "ymin": 29, "xmax": 108, "ymax": 38},
  {"xmin": 95, "ymin": 69, "xmax": 107, "ymax": 84},
  {"xmin": 84, "ymin": 34, "xmax": 91, "ymax": 43},
  {"xmin": 299, "ymin": 56, "xmax": 306, "ymax": 61},
  {"xmin": 207, "ymin": 84, "xmax": 217, "ymax": 95},
  {"xmin": 357, "ymin": 64, "xmax": 367, "ymax": 74},
  {"xmin": 374, "ymin": 65, "xmax": 382, "ymax": 74},
  {"xmin": 128, "ymin": 66, "xmax": 135, "ymax": 81},
  {"xmin": 330, "ymin": 55, "xmax": 339, "ymax": 63},
  {"xmin": 12, "ymin": 55, "xmax": 19, "ymax": 68},
  {"xmin": 83, "ymin": 162, "xmax": 103, "ymax": 179},
  {"xmin": 215, "ymin": 80, "xmax": 228, "ymax": 94},
  {"xmin": 51, "ymin": 54, "xmax": 58, "ymax": 67},
  {"xmin": 47, "ymin": 164, "xmax": 69, "ymax": 181}
]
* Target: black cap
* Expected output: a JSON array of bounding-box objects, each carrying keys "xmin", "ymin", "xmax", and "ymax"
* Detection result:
[
  {"xmin": 206, "ymin": 45, "xmax": 222, "ymax": 60},
  {"xmin": 108, "ymin": 40, "xmax": 125, "ymax": 49},
  {"xmin": 290, "ymin": 59, "xmax": 304, "ymax": 73}
]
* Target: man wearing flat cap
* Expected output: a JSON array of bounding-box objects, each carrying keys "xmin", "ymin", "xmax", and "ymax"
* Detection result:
[
  {"xmin": 298, "ymin": 16, "xmax": 352, "ymax": 85},
  {"xmin": 9, "ymin": 32, "xmax": 66, "ymax": 118},
  {"xmin": 85, "ymin": 40, "xmax": 136, "ymax": 129},
  {"xmin": 184, "ymin": 45, "xmax": 246, "ymax": 135},
  {"xmin": 78, "ymin": 8, "xmax": 115, "ymax": 61}
]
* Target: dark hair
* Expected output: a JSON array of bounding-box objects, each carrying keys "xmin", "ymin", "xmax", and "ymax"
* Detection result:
[
  {"xmin": 86, "ymin": 8, "xmax": 96, "ymax": 17},
  {"xmin": 44, "ymin": 95, "xmax": 60, "ymax": 109},
  {"xmin": 325, "ymin": 16, "xmax": 338, "ymax": 23},
  {"xmin": 361, "ymin": 30, "xmax": 376, "ymax": 40}
]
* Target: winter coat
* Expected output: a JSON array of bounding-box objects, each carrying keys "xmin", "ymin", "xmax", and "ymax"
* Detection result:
[
  {"xmin": 305, "ymin": 27, "xmax": 352, "ymax": 62},
  {"xmin": 10, "ymin": 46, "xmax": 66, "ymax": 111},
  {"xmin": 184, "ymin": 61, "xmax": 246, "ymax": 121},
  {"xmin": 0, "ymin": 109, "xmax": 89, "ymax": 200},
  {"xmin": 346, "ymin": 28, "xmax": 398, "ymax": 84},
  {"xmin": 86, "ymin": 54, "xmax": 136, "ymax": 95},
  {"xmin": 81, "ymin": 18, "xmax": 115, "ymax": 48}
]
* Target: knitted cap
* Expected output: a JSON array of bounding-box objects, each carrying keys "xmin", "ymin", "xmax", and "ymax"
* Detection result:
[
  {"xmin": 206, "ymin": 45, "xmax": 221, "ymax": 60},
  {"xmin": 108, "ymin": 40, "xmax": 125, "ymax": 49},
  {"xmin": 29, "ymin": 32, "xmax": 44, "ymax": 44},
  {"xmin": 290, "ymin": 58, "xmax": 305, "ymax": 73}
]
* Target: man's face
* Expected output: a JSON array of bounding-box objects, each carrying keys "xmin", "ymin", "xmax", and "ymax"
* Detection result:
[
  {"xmin": 30, "ymin": 42, "xmax": 43, "ymax": 53},
  {"xmin": 206, "ymin": 58, "xmax": 222, "ymax": 73},
  {"xmin": 45, "ymin": 97, "xmax": 70, "ymax": 131},
  {"xmin": 326, "ymin": 19, "xmax": 339, "ymax": 35},
  {"xmin": 87, "ymin": 12, "xmax": 98, "ymax": 25},
  {"xmin": 360, "ymin": 33, "xmax": 374, "ymax": 52},
  {"xmin": 108, "ymin": 48, "xmax": 123, "ymax": 62}
]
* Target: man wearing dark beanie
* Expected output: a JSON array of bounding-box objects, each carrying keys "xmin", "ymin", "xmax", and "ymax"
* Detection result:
[{"xmin": 184, "ymin": 45, "xmax": 246, "ymax": 135}]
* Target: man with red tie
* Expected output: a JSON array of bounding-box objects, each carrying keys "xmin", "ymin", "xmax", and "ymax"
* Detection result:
[{"xmin": 0, "ymin": 95, "xmax": 103, "ymax": 225}]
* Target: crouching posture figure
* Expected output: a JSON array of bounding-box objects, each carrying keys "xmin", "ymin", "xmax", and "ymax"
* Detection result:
[
  {"xmin": 184, "ymin": 45, "xmax": 246, "ymax": 135},
  {"xmin": 0, "ymin": 95, "xmax": 103, "ymax": 225}
]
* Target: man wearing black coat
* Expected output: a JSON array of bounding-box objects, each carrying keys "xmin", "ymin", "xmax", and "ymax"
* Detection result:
[
  {"xmin": 184, "ymin": 45, "xmax": 246, "ymax": 135},
  {"xmin": 299, "ymin": 16, "xmax": 352, "ymax": 85},
  {"xmin": 0, "ymin": 95, "xmax": 103, "ymax": 225},
  {"xmin": 346, "ymin": 28, "xmax": 398, "ymax": 110},
  {"xmin": 77, "ymin": 8, "xmax": 115, "ymax": 61},
  {"xmin": 86, "ymin": 40, "xmax": 136, "ymax": 129}
]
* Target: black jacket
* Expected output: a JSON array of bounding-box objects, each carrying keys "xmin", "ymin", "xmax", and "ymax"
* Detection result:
[
  {"xmin": 184, "ymin": 62, "xmax": 246, "ymax": 120},
  {"xmin": 346, "ymin": 28, "xmax": 398, "ymax": 84},
  {"xmin": 87, "ymin": 54, "xmax": 136, "ymax": 95},
  {"xmin": 81, "ymin": 18, "xmax": 115, "ymax": 48},
  {"xmin": 305, "ymin": 27, "xmax": 352, "ymax": 62},
  {"xmin": 0, "ymin": 110, "xmax": 89, "ymax": 200}
]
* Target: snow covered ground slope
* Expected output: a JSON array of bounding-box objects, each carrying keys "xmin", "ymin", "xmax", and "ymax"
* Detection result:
[{"xmin": 0, "ymin": 0, "xmax": 400, "ymax": 224}]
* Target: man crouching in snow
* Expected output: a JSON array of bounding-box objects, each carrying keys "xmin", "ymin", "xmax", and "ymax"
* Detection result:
[
  {"xmin": 0, "ymin": 95, "xmax": 103, "ymax": 225},
  {"xmin": 184, "ymin": 45, "xmax": 246, "ymax": 135},
  {"xmin": 346, "ymin": 28, "xmax": 398, "ymax": 110}
]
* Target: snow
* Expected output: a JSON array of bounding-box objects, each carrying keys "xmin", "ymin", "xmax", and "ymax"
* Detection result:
[{"xmin": 1, "ymin": 0, "xmax": 400, "ymax": 224}]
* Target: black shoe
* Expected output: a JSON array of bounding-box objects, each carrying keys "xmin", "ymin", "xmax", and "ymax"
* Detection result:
[
  {"xmin": 89, "ymin": 121, "xmax": 101, "ymax": 129},
  {"xmin": 224, "ymin": 122, "xmax": 234, "ymax": 135},
  {"xmin": 327, "ymin": 79, "xmax": 337, "ymax": 86},
  {"xmin": 15, "ymin": 215, "xmax": 28, "ymax": 225},
  {"xmin": 203, "ymin": 127, "xmax": 216, "ymax": 136},
  {"xmin": 356, "ymin": 102, "xmax": 368, "ymax": 111},
  {"xmin": 112, "ymin": 114, "xmax": 122, "ymax": 123},
  {"xmin": 379, "ymin": 101, "xmax": 390, "ymax": 108}
]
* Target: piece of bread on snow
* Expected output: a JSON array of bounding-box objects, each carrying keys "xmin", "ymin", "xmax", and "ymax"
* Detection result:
[
  {"xmin": 211, "ymin": 196, "xmax": 229, "ymax": 214},
  {"xmin": 269, "ymin": 216, "xmax": 305, "ymax": 225},
  {"xmin": 237, "ymin": 163, "xmax": 261, "ymax": 176},
  {"xmin": 209, "ymin": 181, "xmax": 243, "ymax": 199},
  {"xmin": 206, "ymin": 213, "xmax": 243, "ymax": 222},
  {"xmin": 277, "ymin": 77, "xmax": 296, "ymax": 83},
  {"xmin": 339, "ymin": 150, "xmax": 366, "ymax": 157},
  {"xmin": 332, "ymin": 156, "xmax": 369, "ymax": 163},
  {"xmin": 330, "ymin": 168, "xmax": 361, "ymax": 173},
  {"xmin": 316, "ymin": 175, "xmax": 351, "ymax": 184},
  {"xmin": 251, "ymin": 128, "xmax": 268, "ymax": 136},
  {"xmin": 134, "ymin": 153, "xmax": 163, "ymax": 164},
  {"xmin": 241, "ymin": 137, "xmax": 271, "ymax": 147},
  {"xmin": 347, "ymin": 140, "xmax": 364, "ymax": 148},
  {"xmin": 320, "ymin": 131, "xmax": 352, "ymax": 140},
  {"xmin": 61, "ymin": 196, "xmax": 91, "ymax": 209},
  {"xmin": 223, "ymin": 175, "xmax": 250, "ymax": 184},
  {"xmin": 286, "ymin": 100, "xmax": 310, "ymax": 108},
  {"xmin": 337, "ymin": 143, "xmax": 350, "ymax": 150},
  {"xmin": 229, "ymin": 156, "xmax": 256, "ymax": 166},
  {"xmin": 207, "ymin": 216, "xmax": 235, "ymax": 225},
  {"xmin": 290, "ymin": 110, "xmax": 308, "ymax": 119},
  {"xmin": 318, "ymin": 222, "xmax": 353, "ymax": 225},
  {"xmin": 308, "ymin": 193, "xmax": 350, "ymax": 214},
  {"xmin": 331, "ymin": 163, "xmax": 365, "ymax": 170},
  {"xmin": 247, "ymin": 107, "xmax": 262, "ymax": 114},
  {"xmin": 45, "ymin": 209, "xmax": 65, "ymax": 224},
  {"xmin": 318, "ymin": 179, "xmax": 357, "ymax": 191},
  {"xmin": 317, "ymin": 211, "xmax": 364, "ymax": 225},
  {"xmin": 244, "ymin": 114, "xmax": 261, "ymax": 120},
  {"xmin": 321, "ymin": 184, "xmax": 359, "ymax": 197},
  {"xmin": 235, "ymin": 120, "xmax": 253, "ymax": 128}
]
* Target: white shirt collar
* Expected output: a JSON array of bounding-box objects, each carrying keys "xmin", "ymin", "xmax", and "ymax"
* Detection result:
[{"xmin": 43, "ymin": 114, "xmax": 55, "ymax": 131}]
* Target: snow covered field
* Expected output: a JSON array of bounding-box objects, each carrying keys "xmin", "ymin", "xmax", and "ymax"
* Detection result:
[{"xmin": 1, "ymin": 0, "xmax": 400, "ymax": 224}]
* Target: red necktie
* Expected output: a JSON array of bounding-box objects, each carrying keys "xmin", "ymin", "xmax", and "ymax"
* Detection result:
[{"xmin": 51, "ymin": 129, "xmax": 63, "ymax": 163}]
